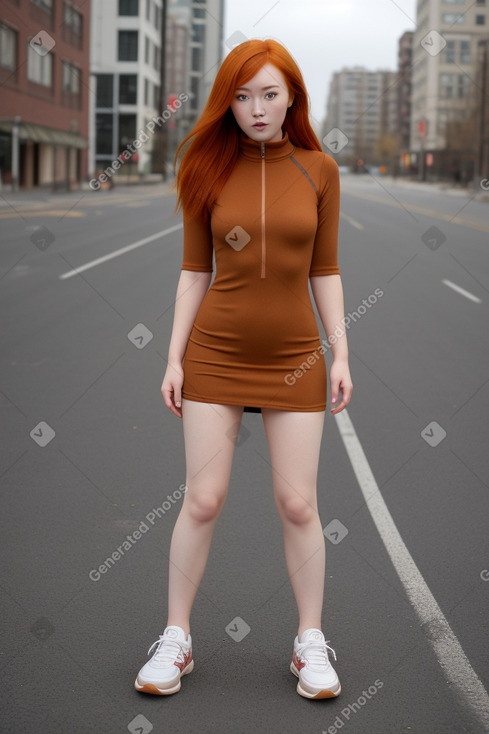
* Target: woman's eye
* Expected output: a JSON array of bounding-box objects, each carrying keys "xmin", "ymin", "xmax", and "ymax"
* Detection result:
[
  {"xmin": 265, "ymin": 92, "xmax": 277, "ymax": 100},
  {"xmin": 236, "ymin": 94, "xmax": 248, "ymax": 101}
]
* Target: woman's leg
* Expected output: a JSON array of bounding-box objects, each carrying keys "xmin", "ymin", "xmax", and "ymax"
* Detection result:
[
  {"xmin": 166, "ymin": 399, "xmax": 243, "ymax": 635},
  {"xmin": 261, "ymin": 409, "xmax": 326, "ymax": 637}
]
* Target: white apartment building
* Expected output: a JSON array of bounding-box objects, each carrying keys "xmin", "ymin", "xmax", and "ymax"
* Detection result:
[
  {"xmin": 89, "ymin": 0, "xmax": 164, "ymax": 178},
  {"xmin": 88, "ymin": 0, "xmax": 223, "ymax": 180},
  {"xmin": 410, "ymin": 0, "xmax": 488, "ymax": 177}
]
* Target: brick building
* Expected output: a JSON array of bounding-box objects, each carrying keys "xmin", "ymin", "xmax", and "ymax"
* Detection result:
[{"xmin": 0, "ymin": 0, "xmax": 90, "ymax": 191}]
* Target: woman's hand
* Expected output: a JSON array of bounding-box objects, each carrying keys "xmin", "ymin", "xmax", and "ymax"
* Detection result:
[
  {"xmin": 329, "ymin": 358, "xmax": 353, "ymax": 415},
  {"xmin": 161, "ymin": 362, "xmax": 184, "ymax": 418}
]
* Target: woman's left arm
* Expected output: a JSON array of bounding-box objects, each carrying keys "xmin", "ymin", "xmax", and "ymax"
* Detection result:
[{"xmin": 310, "ymin": 274, "xmax": 353, "ymax": 415}]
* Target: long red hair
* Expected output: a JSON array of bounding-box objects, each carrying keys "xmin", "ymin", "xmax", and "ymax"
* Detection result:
[{"xmin": 174, "ymin": 39, "xmax": 321, "ymax": 221}]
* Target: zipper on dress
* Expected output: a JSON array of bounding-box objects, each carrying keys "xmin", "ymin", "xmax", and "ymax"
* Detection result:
[{"xmin": 260, "ymin": 141, "xmax": 266, "ymax": 278}]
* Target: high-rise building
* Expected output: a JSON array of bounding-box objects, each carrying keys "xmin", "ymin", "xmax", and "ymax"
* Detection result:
[
  {"xmin": 88, "ymin": 0, "xmax": 224, "ymax": 181},
  {"xmin": 410, "ymin": 0, "xmax": 489, "ymax": 180},
  {"xmin": 323, "ymin": 67, "xmax": 399, "ymax": 168},
  {"xmin": 170, "ymin": 0, "xmax": 224, "ymax": 128},
  {"xmin": 0, "ymin": 0, "xmax": 91, "ymax": 191},
  {"xmin": 165, "ymin": 0, "xmax": 224, "ymax": 152},
  {"xmin": 89, "ymin": 0, "xmax": 165, "ymax": 180}
]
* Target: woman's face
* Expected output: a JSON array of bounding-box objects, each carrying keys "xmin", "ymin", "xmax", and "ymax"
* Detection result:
[{"xmin": 230, "ymin": 63, "xmax": 293, "ymax": 144}]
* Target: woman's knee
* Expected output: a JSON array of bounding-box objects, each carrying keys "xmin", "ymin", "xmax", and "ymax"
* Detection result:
[
  {"xmin": 184, "ymin": 485, "xmax": 227, "ymax": 523},
  {"xmin": 276, "ymin": 492, "xmax": 317, "ymax": 526}
]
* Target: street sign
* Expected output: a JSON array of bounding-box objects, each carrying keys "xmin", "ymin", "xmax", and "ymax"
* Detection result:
[{"xmin": 418, "ymin": 118, "xmax": 428, "ymax": 141}]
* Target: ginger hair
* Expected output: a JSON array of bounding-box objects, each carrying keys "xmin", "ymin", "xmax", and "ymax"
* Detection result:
[{"xmin": 174, "ymin": 39, "xmax": 321, "ymax": 221}]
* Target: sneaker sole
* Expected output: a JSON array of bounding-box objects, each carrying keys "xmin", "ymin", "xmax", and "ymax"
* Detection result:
[
  {"xmin": 290, "ymin": 661, "xmax": 341, "ymax": 699},
  {"xmin": 134, "ymin": 659, "xmax": 194, "ymax": 695}
]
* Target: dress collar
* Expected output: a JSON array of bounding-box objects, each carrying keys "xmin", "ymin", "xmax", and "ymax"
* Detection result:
[{"xmin": 239, "ymin": 131, "xmax": 296, "ymax": 161}]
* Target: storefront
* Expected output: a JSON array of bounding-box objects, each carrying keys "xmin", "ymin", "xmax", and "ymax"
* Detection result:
[{"xmin": 0, "ymin": 120, "xmax": 87, "ymax": 191}]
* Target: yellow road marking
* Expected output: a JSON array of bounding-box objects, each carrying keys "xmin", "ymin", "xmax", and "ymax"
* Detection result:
[{"xmin": 0, "ymin": 210, "xmax": 85, "ymax": 219}]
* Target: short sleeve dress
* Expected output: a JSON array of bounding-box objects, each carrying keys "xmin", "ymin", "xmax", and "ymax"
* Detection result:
[{"xmin": 180, "ymin": 132, "xmax": 341, "ymax": 412}]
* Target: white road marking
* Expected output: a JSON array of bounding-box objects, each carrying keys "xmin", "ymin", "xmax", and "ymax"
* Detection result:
[
  {"xmin": 335, "ymin": 409, "xmax": 489, "ymax": 729},
  {"xmin": 340, "ymin": 212, "xmax": 364, "ymax": 230},
  {"xmin": 442, "ymin": 279, "xmax": 482, "ymax": 304},
  {"xmin": 58, "ymin": 223, "xmax": 183, "ymax": 279}
]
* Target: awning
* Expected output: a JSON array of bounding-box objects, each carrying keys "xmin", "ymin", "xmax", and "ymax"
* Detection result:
[{"xmin": 0, "ymin": 120, "xmax": 88, "ymax": 149}]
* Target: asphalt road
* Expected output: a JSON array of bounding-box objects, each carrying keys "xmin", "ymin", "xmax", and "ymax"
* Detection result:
[{"xmin": 1, "ymin": 173, "xmax": 488, "ymax": 734}]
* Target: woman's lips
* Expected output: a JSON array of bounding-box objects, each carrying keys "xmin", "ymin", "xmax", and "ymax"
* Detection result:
[{"xmin": 253, "ymin": 123, "xmax": 267, "ymax": 129}]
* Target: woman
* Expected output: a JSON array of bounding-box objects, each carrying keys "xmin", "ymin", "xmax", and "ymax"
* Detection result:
[{"xmin": 135, "ymin": 38, "xmax": 353, "ymax": 700}]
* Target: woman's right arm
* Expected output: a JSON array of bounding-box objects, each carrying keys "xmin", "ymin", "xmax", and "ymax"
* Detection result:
[{"xmin": 161, "ymin": 269, "xmax": 212, "ymax": 417}]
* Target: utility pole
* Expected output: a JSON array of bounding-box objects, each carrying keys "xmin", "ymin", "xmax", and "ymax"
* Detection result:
[
  {"xmin": 12, "ymin": 116, "xmax": 20, "ymax": 192},
  {"xmin": 476, "ymin": 38, "xmax": 489, "ymax": 183},
  {"xmin": 152, "ymin": 0, "xmax": 168, "ymax": 179}
]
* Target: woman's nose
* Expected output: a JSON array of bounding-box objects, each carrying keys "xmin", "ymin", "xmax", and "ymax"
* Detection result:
[{"xmin": 252, "ymin": 99, "xmax": 265, "ymax": 117}]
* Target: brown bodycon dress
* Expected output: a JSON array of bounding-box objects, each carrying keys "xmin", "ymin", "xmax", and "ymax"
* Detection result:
[{"xmin": 180, "ymin": 132, "xmax": 341, "ymax": 412}]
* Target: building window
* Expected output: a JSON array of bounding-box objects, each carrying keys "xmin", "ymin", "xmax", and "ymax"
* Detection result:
[
  {"xmin": 442, "ymin": 13, "xmax": 464, "ymax": 23},
  {"xmin": 444, "ymin": 39, "xmax": 456, "ymax": 62},
  {"xmin": 190, "ymin": 76, "xmax": 199, "ymax": 109},
  {"xmin": 475, "ymin": 14, "xmax": 486, "ymax": 23},
  {"xmin": 476, "ymin": 0, "xmax": 486, "ymax": 5},
  {"xmin": 27, "ymin": 42, "xmax": 52, "ymax": 86},
  {"xmin": 154, "ymin": 82, "xmax": 159, "ymax": 109},
  {"xmin": 96, "ymin": 74, "xmax": 113, "ymax": 107},
  {"xmin": 146, "ymin": 0, "xmax": 151, "ymax": 20},
  {"xmin": 119, "ymin": 74, "xmax": 137, "ymax": 104},
  {"xmin": 118, "ymin": 30, "xmax": 138, "ymax": 61},
  {"xmin": 457, "ymin": 73, "xmax": 470, "ymax": 97},
  {"xmin": 62, "ymin": 3, "xmax": 83, "ymax": 48},
  {"xmin": 191, "ymin": 46, "xmax": 201, "ymax": 70},
  {"xmin": 459, "ymin": 40, "xmax": 470, "ymax": 62},
  {"xmin": 192, "ymin": 23, "xmax": 205, "ymax": 44},
  {"xmin": 30, "ymin": 0, "xmax": 53, "ymax": 12},
  {"xmin": 62, "ymin": 60, "xmax": 80, "ymax": 93},
  {"xmin": 119, "ymin": 0, "xmax": 139, "ymax": 15},
  {"xmin": 440, "ymin": 72, "xmax": 454, "ymax": 98},
  {"xmin": 96, "ymin": 113, "xmax": 114, "ymax": 155},
  {"xmin": 0, "ymin": 23, "xmax": 17, "ymax": 71},
  {"xmin": 63, "ymin": 3, "xmax": 82, "ymax": 35},
  {"xmin": 144, "ymin": 78, "xmax": 149, "ymax": 106},
  {"xmin": 118, "ymin": 113, "xmax": 137, "ymax": 153},
  {"xmin": 154, "ymin": 44, "xmax": 160, "ymax": 72},
  {"xmin": 145, "ymin": 36, "xmax": 150, "ymax": 64}
]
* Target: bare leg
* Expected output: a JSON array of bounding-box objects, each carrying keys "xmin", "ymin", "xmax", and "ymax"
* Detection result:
[
  {"xmin": 166, "ymin": 399, "xmax": 243, "ymax": 635},
  {"xmin": 261, "ymin": 409, "xmax": 326, "ymax": 638}
]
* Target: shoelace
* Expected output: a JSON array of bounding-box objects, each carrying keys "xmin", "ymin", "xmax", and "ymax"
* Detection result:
[
  {"xmin": 147, "ymin": 636, "xmax": 190, "ymax": 666},
  {"xmin": 297, "ymin": 640, "xmax": 337, "ymax": 667}
]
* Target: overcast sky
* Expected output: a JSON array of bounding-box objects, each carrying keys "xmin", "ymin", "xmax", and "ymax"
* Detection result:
[{"xmin": 223, "ymin": 0, "xmax": 417, "ymax": 127}]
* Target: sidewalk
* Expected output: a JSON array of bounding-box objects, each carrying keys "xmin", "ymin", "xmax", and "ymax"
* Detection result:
[
  {"xmin": 343, "ymin": 173, "xmax": 489, "ymax": 202},
  {"xmin": 0, "ymin": 174, "xmax": 176, "ymax": 208}
]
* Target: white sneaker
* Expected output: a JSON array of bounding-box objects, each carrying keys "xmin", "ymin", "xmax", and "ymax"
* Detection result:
[
  {"xmin": 135, "ymin": 625, "xmax": 194, "ymax": 695},
  {"xmin": 290, "ymin": 628, "xmax": 341, "ymax": 699}
]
